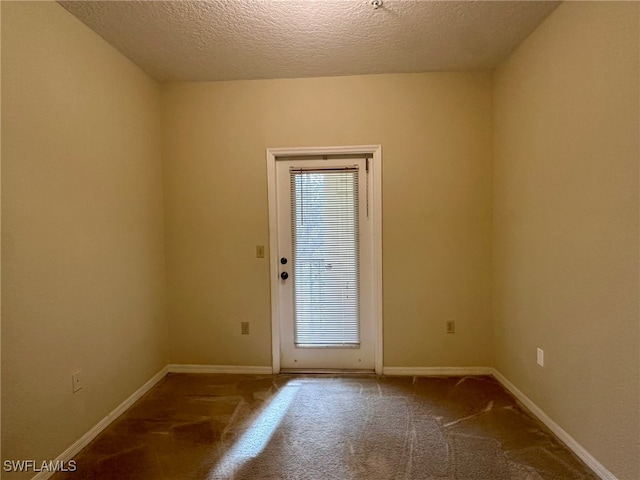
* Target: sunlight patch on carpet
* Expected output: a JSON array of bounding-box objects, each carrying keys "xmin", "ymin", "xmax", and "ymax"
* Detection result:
[{"xmin": 207, "ymin": 382, "xmax": 300, "ymax": 479}]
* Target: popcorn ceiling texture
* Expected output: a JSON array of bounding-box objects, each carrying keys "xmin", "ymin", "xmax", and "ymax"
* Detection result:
[{"xmin": 59, "ymin": 0, "xmax": 559, "ymax": 82}]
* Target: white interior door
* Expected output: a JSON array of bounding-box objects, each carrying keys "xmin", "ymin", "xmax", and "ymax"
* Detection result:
[{"xmin": 275, "ymin": 156, "xmax": 375, "ymax": 371}]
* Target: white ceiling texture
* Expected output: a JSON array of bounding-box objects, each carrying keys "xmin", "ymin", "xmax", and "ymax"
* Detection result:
[{"xmin": 58, "ymin": 0, "xmax": 560, "ymax": 82}]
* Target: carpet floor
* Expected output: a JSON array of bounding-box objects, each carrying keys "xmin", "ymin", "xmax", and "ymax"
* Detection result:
[{"xmin": 51, "ymin": 373, "xmax": 599, "ymax": 480}]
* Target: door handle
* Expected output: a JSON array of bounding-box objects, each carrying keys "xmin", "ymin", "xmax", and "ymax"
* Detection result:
[{"xmin": 280, "ymin": 271, "xmax": 289, "ymax": 280}]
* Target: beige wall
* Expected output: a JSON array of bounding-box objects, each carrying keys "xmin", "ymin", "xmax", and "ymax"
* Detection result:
[
  {"xmin": 1, "ymin": 2, "xmax": 167, "ymax": 476},
  {"xmin": 493, "ymin": 2, "xmax": 639, "ymax": 479},
  {"xmin": 161, "ymin": 73, "xmax": 494, "ymax": 367}
]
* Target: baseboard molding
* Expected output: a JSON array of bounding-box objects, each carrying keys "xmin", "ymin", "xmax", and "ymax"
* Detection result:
[
  {"xmin": 490, "ymin": 368, "xmax": 616, "ymax": 480},
  {"xmin": 167, "ymin": 364, "xmax": 274, "ymax": 374},
  {"xmin": 32, "ymin": 365, "xmax": 169, "ymax": 480},
  {"xmin": 382, "ymin": 365, "xmax": 616, "ymax": 480},
  {"xmin": 32, "ymin": 363, "xmax": 270, "ymax": 479},
  {"xmin": 31, "ymin": 364, "xmax": 615, "ymax": 480},
  {"xmin": 382, "ymin": 366, "xmax": 494, "ymax": 376}
]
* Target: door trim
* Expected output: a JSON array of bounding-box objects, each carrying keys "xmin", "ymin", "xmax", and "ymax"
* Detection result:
[{"xmin": 266, "ymin": 145, "xmax": 383, "ymax": 374}]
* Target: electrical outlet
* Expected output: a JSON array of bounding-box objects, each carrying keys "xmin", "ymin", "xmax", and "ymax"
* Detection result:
[
  {"xmin": 446, "ymin": 321, "xmax": 455, "ymax": 334},
  {"xmin": 256, "ymin": 245, "xmax": 265, "ymax": 258},
  {"xmin": 241, "ymin": 322, "xmax": 250, "ymax": 335},
  {"xmin": 72, "ymin": 371, "xmax": 83, "ymax": 393},
  {"xmin": 537, "ymin": 348, "xmax": 544, "ymax": 367}
]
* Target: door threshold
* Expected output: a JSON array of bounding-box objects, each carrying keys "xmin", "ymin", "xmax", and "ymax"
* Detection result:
[{"xmin": 279, "ymin": 368, "xmax": 376, "ymax": 375}]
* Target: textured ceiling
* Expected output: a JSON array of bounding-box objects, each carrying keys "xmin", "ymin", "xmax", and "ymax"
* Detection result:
[{"xmin": 59, "ymin": 0, "xmax": 560, "ymax": 82}]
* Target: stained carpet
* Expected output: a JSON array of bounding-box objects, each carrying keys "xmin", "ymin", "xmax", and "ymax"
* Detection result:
[{"xmin": 51, "ymin": 374, "xmax": 598, "ymax": 480}]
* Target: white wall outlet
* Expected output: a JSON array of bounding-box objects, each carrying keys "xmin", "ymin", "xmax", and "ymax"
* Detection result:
[
  {"xmin": 256, "ymin": 245, "xmax": 265, "ymax": 258},
  {"xmin": 72, "ymin": 371, "xmax": 83, "ymax": 393},
  {"xmin": 537, "ymin": 348, "xmax": 544, "ymax": 367}
]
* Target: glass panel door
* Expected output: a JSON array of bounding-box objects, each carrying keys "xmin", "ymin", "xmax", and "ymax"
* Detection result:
[
  {"xmin": 276, "ymin": 157, "xmax": 374, "ymax": 371},
  {"xmin": 290, "ymin": 168, "xmax": 360, "ymax": 347}
]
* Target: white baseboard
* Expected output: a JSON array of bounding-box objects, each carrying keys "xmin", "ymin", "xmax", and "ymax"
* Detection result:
[
  {"xmin": 31, "ymin": 363, "xmax": 272, "ymax": 479},
  {"xmin": 31, "ymin": 364, "xmax": 615, "ymax": 480},
  {"xmin": 381, "ymin": 366, "xmax": 615, "ymax": 480},
  {"xmin": 167, "ymin": 364, "xmax": 274, "ymax": 375},
  {"xmin": 32, "ymin": 365, "xmax": 169, "ymax": 480},
  {"xmin": 382, "ymin": 366, "xmax": 493, "ymax": 376},
  {"xmin": 490, "ymin": 368, "xmax": 616, "ymax": 480}
]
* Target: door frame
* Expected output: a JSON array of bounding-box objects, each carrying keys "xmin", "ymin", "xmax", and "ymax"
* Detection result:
[{"xmin": 266, "ymin": 145, "xmax": 383, "ymax": 374}]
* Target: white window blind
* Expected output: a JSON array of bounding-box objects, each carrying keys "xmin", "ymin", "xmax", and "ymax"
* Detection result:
[{"xmin": 290, "ymin": 167, "xmax": 360, "ymax": 347}]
